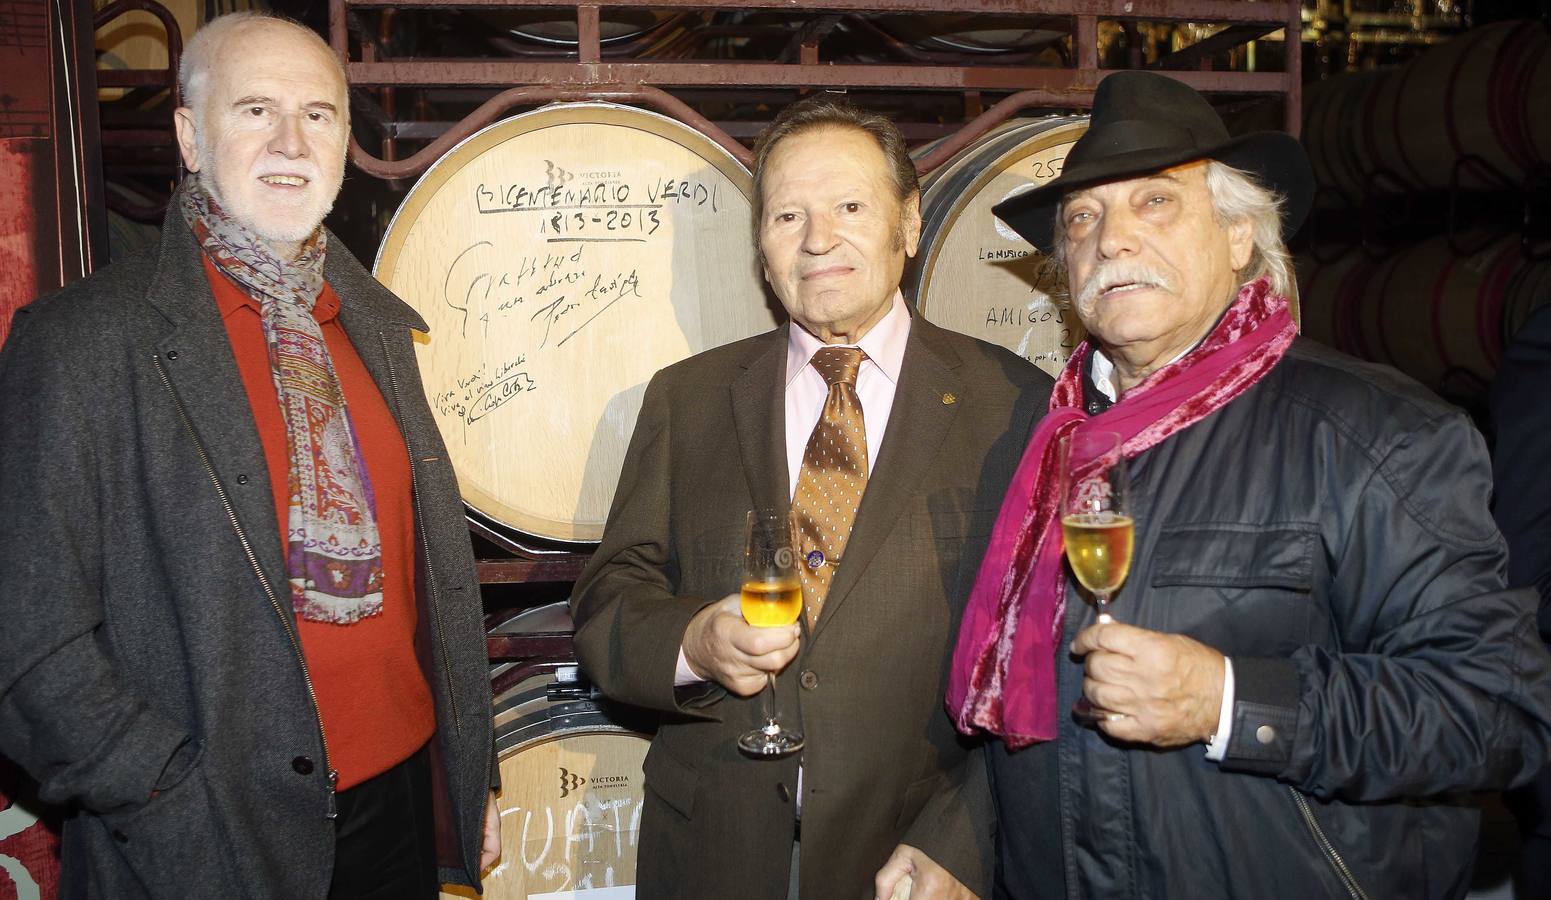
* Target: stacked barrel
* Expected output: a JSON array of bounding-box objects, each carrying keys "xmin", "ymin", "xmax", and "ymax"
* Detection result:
[
  {"xmin": 1297, "ymin": 20, "xmax": 1551, "ymax": 399},
  {"xmin": 907, "ymin": 117, "xmax": 1089, "ymax": 379}
]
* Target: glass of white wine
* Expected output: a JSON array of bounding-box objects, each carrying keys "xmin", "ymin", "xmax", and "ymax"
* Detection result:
[
  {"xmin": 1060, "ymin": 432, "xmax": 1134, "ymax": 724},
  {"xmin": 1059, "ymin": 431, "xmax": 1134, "ymax": 624},
  {"xmin": 736, "ymin": 509, "xmax": 806, "ymax": 757}
]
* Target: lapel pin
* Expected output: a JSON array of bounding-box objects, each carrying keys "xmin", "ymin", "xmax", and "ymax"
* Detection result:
[
  {"xmin": 806, "ymin": 550, "xmax": 825, "ymax": 569},
  {"xmin": 942, "ymin": 393, "xmax": 957, "ymax": 405}
]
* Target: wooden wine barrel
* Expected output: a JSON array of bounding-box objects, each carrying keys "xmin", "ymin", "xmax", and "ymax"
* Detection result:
[
  {"xmin": 95, "ymin": 0, "xmax": 260, "ymax": 101},
  {"xmin": 907, "ymin": 117, "xmax": 1089, "ymax": 378},
  {"xmin": 375, "ymin": 103, "xmax": 777, "ymax": 543},
  {"xmin": 442, "ymin": 602, "xmax": 649, "ymax": 899},
  {"xmin": 871, "ymin": 15, "xmax": 1065, "ymax": 54},
  {"xmin": 1362, "ymin": 21, "xmax": 1551, "ymax": 192},
  {"xmin": 474, "ymin": 9, "xmax": 676, "ymax": 46},
  {"xmin": 1295, "ymin": 250, "xmax": 1379, "ymax": 350},
  {"xmin": 1300, "ymin": 70, "xmax": 1386, "ymax": 206},
  {"xmin": 1298, "ymin": 236, "xmax": 1551, "ymax": 394}
]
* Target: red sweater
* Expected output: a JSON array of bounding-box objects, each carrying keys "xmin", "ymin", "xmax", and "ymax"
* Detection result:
[{"xmin": 206, "ymin": 256, "xmax": 436, "ymax": 790}]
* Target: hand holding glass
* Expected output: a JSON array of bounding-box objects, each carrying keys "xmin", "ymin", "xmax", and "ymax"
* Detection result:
[{"xmin": 737, "ymin": 509, "xmax": 805, "ymax": 757}]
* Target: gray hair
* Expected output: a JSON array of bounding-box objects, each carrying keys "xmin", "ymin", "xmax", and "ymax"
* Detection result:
[
  {"xmin": 1201, "ymin": 160, "xmax": 1295, "ymax": 298},
  {"xmin": 178, "ymin": 13, "xmax": 347, "ymax": 124},
  {"xmin": 1050, "ymin": 159, "xmax": 1295, "ymax": 299}
]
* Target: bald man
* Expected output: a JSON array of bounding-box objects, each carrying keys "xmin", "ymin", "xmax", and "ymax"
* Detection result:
[{"xmin": 0, "ymin": 13, "xmax": 497, "ymax": 898}]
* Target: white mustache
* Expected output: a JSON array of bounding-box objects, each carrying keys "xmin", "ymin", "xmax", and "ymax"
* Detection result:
[{"xmin": 1075, "ymin": 262, "xmax": 1173, "ymax": 312}]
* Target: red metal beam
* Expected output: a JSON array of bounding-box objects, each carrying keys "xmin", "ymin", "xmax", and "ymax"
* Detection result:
[
  {"xmin": 93, "ymin": 0, "xmax": 183, "ymax": 67},
  {"xmin": 1284, "ymin": 3, "xmax": 1301, "ymax": 138},
  {"xmin": 914, "ymin": 89, "xmax": 1081, "ymax": 176},
  {"xmin": 577, "ymin": 4, "xmax": 602, "ymax": 64},
  {"xmin": 347, "ymin": 81, "xmax": 752, "ymax": 178},
  {"xmin": 97, "ymin": 71, "xmax": 178, "ymax": 89},
  {"xmin": 347, "ymin": 0, "xmax": 1294, "ymax": 21},
  {"xmin": 330, "ymin": 0, "xmax": 349, "ymax": 59},
  {"xmin": 1076, "ymin": 14, "xmax": 1099, "ymax": 73},
  {"xmin": 476, "ymin": 558, "xmax": 591, "ymax": 584},
  {"xmin": 346, "ymin": 60, "xmax": 1290, "ymax": 93}
]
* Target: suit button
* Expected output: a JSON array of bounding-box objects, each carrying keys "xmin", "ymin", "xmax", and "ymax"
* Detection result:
[
  {"xmin": 112, "ymin": 829, "xmax": 129, "ymax": 843},
  {"xmin": 236, "ymin": 474, "xmax": 249, "ymax": 485},
  {"xmin": 799, "ymin": 670, "xmax": 819, "ymax": 690},
  {"xmin": 777, "ymin": 783, "xmax": 792, "ymax": 803},
  {"xmin": 1086, "ymin": 400, "xmax": 1101, "ymax": 414},
  {"xmin": 1255, "ymin": 725, "xmax": 1277, "ymax": 745},
  {"xmin": 292, "ymin": 756, "xmax": 315, "ymax": 775},
  {"xmin": 165, "ymin": 350, "xmax": 179, "ymax": 361}
]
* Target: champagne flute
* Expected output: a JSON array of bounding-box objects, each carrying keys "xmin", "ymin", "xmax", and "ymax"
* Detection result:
[
  {"xmin": 736, "ymin": 509, "xmax": 806, "ymax": 757},
  {"xmin": 1059, "ymin": 431, "xmax": 1134, "ymax": 624},
  {"xmin": 1060, "ymin": 432, "xmax": 1134, "ymax": 724}
]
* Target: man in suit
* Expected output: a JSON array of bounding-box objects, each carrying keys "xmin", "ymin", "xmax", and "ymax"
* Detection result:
[{"xmin": 571, "ymin": 96, "xmax": 1051, "ymax": 899}]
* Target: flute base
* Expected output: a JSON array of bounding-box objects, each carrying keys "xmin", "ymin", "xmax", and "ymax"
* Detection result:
[{"xmin": 738, "ymin": 721, "xmax": 804, "ymax": 758}]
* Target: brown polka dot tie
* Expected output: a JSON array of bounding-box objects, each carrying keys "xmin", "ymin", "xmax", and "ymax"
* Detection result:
[{"xmin": 792, "ymin": 346, "xmax": 868, "ymax": 628}]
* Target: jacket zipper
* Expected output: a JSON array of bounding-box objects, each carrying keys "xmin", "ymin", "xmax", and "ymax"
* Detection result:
[
  {"xmin": 378, "ymin": 335, "xmax": 462, "ymax": 735},
  {"xmin": 1289, "ymin": 786, "xmax": 1369, "ymax": 900},
  {"xmin": 153, "ymin": 354, "xmax": 339, "ymax": 819}
]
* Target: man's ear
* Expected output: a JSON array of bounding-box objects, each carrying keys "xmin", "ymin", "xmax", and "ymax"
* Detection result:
[
  {"xmin": 174, "ymin": 107, "xmax": 201, "ymax": 172},
  {"xmin": 1227, "ymin": 216, "xmax": 1254, "ymax": 273},
  {"xmin": 902, "ymin": 192, "xmax": 923, "ymax": 259}
]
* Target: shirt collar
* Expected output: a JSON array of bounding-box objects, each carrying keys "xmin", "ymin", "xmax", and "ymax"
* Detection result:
[
  {"xmin": 785, "ymin": 290, "xmax": 911, "ymax": 388},
  {"xmin": 202, "ymin": 252, "xmax": 341, "ymax": 323},
  {"xmin": 1088, "ymin": 343, "xmax": 1190, "ymax": 402}
]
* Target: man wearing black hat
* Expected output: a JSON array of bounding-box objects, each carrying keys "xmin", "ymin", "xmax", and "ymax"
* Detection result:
[{"xmin": 948, "ymin": 70, "xmax": 1551, "ymax": 898}]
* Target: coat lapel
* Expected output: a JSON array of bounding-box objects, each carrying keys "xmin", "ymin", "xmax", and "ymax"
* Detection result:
[
  {"xmin": 325, "ymin": 229, "xmax": 427, "ymax": 440},
  {"xmin": 145, "ymin": 205, "xmax": 288, "ymax": 595},
  {"xmin": 813, "ymin": 318, "xmax": 963, "ymax": 639},
  {"xmin": 730, "ymin": 327, "xmax": 791, "ymax": 520}
]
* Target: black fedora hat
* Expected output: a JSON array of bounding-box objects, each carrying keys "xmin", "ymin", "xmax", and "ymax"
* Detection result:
[{"xmin": 991, "ymin": 70, "xmax": 1315, "ymax": 253}]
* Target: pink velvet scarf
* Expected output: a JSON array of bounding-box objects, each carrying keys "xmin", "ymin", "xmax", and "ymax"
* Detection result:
[{"xmin": 947, "ymin": 276, "xmax": 1297, "ymax": 748}]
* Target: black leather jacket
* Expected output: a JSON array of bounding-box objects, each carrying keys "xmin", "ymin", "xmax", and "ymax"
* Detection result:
[{"xmin": 991, "ymin": 338, "xmax": 1551, "ymax": 900}]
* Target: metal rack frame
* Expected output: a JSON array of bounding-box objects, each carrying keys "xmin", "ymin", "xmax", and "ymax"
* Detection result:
[
  {"xmin": 329, "ymin": 1, "xmax": 1304, "ymax": 584},
  {"xmin": 332, "ymin": 0, "xmax": 1303, "ymax": 183}
]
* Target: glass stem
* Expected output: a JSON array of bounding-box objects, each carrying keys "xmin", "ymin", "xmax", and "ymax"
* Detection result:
[
  {"xmin": 762, "ymin": 673, "xmax": 779, "ymax": 733},
  {"xmin": 1095, "ymin": 591, "xmax": 1113, "ymax": 625}
]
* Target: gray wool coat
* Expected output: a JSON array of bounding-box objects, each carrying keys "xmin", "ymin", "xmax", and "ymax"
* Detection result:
[{"xmin": 0, "ymin": 200, "xmax": 494, "ymax": 898}]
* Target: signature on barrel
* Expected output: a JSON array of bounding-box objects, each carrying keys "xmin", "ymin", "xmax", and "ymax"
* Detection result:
[{"xmin": 491, "ymin": 794, "xmax": 643, "ymax": 892}]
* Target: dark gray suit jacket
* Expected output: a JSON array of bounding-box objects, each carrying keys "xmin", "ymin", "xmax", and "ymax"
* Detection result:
[
  {"xmin": 0, "ymin": 202, "xmax": 493, "ymax": 898},
  {"xmin": 572, "ymin": 316, "xmax": 1051, "ymax": 899}
]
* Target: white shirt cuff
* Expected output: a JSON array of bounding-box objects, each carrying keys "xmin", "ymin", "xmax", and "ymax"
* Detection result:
[
  {"xmin": 674, "ymin": 647, "xmax": 705, "ymax": 686},
  {"xmin": 1204, "ymin": 656, "xmax": 1235, "ymax": 761}
]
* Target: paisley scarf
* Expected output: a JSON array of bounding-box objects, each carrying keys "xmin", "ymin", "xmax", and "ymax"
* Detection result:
[{"xmin": 181, "ymin": 176, "xmax": 384, "ymax": 625}]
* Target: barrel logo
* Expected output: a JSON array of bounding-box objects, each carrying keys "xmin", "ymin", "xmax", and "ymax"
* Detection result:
[{"xmin": 558, "ymin": 767, "xmax": 587, "ymax": 798}]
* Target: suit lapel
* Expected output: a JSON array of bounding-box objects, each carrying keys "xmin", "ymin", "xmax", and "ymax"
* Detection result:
[
  {"xmin": 730, "ymin": 327, "xmax": 791, "ymax": 519},
  {"xmin": 813, "ymin": 318, "xmax": 963, "ymax": 639}
]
